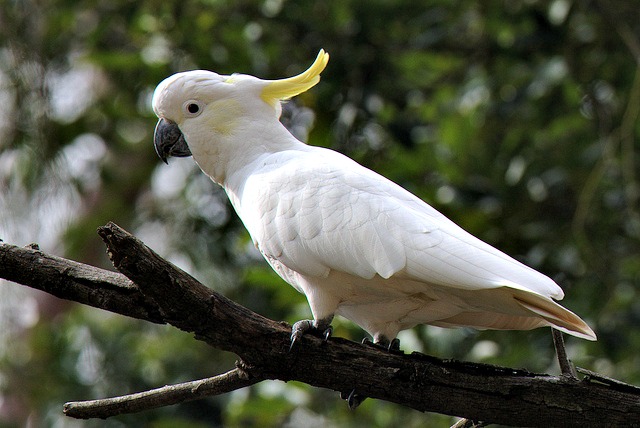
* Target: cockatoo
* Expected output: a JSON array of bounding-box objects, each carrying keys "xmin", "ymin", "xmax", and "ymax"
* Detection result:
[{"xmin": 152, "ymin": 50, "xmax": 596, "ymax": 351}]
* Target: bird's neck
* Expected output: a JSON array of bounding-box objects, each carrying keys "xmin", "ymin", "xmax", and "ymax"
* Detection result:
[{"xmin": 189, "ymin": 119, "xmax": 307, "ymax": 188}]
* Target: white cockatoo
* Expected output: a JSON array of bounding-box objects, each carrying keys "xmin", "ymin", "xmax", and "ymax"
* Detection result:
[{"xmin": 152, "ymin": 50, "xmax": 596, "ymax": 350}]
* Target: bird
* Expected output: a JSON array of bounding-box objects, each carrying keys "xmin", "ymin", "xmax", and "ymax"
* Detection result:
[{"xmin": 152, "ymin": 49, "xmax": 596, "ymax": 351}]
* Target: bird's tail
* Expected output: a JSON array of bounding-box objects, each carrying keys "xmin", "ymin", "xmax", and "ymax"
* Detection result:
[{"xmin": 513, "ymin": 290, "xmax": 597, "ymax": 341}]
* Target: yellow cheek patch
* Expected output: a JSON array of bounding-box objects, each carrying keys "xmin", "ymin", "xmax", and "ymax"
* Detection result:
[
  {"xmin": 205, "ymin": 99, "xmax": 244, "ymax": 135},
  {"xmin": 261, "ymin": 49, "xmax": 329, "ymax": 106}
]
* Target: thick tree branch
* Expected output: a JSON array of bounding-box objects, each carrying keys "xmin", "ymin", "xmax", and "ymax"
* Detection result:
[{"xmin": 1, "ymin": 223, "xmax": 639, "ymax": 426}]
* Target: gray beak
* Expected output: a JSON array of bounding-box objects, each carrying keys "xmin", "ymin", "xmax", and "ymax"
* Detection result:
[{"xmin": 154, "ymin": 118, "xmax": 192, "ymax": 164}]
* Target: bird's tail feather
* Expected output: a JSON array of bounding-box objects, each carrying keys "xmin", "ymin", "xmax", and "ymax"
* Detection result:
[{"xmin": 513, "ymin": 291, "xmax": 597, "ymax": 341}]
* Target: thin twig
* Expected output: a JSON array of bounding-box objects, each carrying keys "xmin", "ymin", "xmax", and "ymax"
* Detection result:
[
  {"xmin": 63, "ymin": 367, "xmax": 262, "ymax": 419},
  {"xmin": 576, "ymin": 367, "xmax": 640, "ymax": 394},
  {"xmin": 552, "ymin": 328, "xmax": 577, "ymax": 380}
]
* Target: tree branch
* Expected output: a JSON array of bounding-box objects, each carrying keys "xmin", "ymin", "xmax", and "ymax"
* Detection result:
[
  {"xmin": 1, "ymin": 222, "xmax": 639, "ymax": 426},
  {"xmin": 63, "ymin": 367, "xmax": 263, "ymax": 419},
  {"xmin": 552, "ymin": 328, "xmax": 578, "ymax": 379},
  {"xmin": 0, "ymin": 241, "xmax": 164, "ymax": 323}
]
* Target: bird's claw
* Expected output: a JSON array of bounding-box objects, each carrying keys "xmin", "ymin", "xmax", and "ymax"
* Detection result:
[
  {"xmin": 341, "ymin": 388, "xmax": 366, "ymax": 410},
  {"xmin": 289, "ymin": 318, "xmax": 333, "ymax": 351},
  {"xmin": 290, "ymin": 319, "xmax": 314, "ymax": 351},
  {"xmin": 362, "ymin": 337, "xmax": 402, "ymax": 353},
  {"xmin": 387, "ymin": 338, "xmax": 401, "ymax": 351},
  {"xmin": 322, "ymin": 325, "xmax": 333, "ymax": 341},
  {"xmin": 341, "ymin": 335, "xmax": 401, "ymax": 411}
]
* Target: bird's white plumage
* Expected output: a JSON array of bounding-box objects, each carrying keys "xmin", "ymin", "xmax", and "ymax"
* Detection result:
[
  {"xmin": 238, "ymin": 149, "xmax": 558, "ymax": 294},
  {"xmin": 152, "ymin": 50, "xmax": 596, "ymax": 343},
  {"xmin": 226, "ymin": 147, "xmax": 595, "ymax": 340}
]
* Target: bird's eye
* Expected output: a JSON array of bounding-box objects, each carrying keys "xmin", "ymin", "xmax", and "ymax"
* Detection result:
[{"xmin": 183, "ymin": 100, "xmax": 203, "ymax": 117}]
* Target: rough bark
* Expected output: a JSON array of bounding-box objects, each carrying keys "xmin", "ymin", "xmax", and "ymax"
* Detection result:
[
  {"xmin": 63, "ymin": 368, "xmax": 261, "ymax": 419},
  {"xmin": 1, "ymin": 223, "xmax": 639, "ymax": 426}
]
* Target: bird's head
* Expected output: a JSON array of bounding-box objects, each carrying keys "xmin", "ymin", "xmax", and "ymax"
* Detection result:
[{"xmin": 152, "ymin": 49, "xmax": 329, "ymax": 165}]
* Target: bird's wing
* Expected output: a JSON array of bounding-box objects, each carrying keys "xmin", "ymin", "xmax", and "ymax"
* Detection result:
[{"xmin": 240, "ymin": 148, "xmax": 564, "ymax": 300}]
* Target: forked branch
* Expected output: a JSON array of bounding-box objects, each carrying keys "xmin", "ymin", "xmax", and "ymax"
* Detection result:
[{"xmin": 0, "ymin": 222, "xmax": 639, "ymax": 426}]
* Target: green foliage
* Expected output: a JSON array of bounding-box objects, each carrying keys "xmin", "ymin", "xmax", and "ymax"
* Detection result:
[{"xmin": 1, "ymin": 0, "xmax": 639, "ymax": 426}]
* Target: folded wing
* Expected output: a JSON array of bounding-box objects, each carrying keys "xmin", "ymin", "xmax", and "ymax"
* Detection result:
[{"xmin": 242, "ymin": 148, "xmax": 596, "ymax": 340}]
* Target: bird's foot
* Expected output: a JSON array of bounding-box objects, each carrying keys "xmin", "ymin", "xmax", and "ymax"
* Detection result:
[
  {"xmin": 340, "ymin": 389, "xmax": 367, "ymax": 410},
  {"xmin": 289, "ymin": 316, "xmax": 333, "ymax": 351},
  {"xmin": 339, "ymin": 336, "xmax": 401, "ymax": 409},
  {"xmin": 362, "ymin": 336, "xmax": 402, "ymax": 353}
]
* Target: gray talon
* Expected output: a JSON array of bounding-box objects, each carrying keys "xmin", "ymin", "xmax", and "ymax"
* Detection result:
[
  {"xmin": 362, "ymin": 336, "xmax": 401, "ymax": 352},
  {"xmin": 290, "ymin": 319, "xmax": 314, "ymax": 351},
  {"xmin": 347, "ymin": 389, "xmax": 366, "ymax": 409},
  {"xmin": 389, "ymin": 338, "xmax": 401, "ymax": 351},
  {"xmin": 289, "ymin": 317, "xmax": 334, "ymax": 351},
  {"xmin": 322, "ymin": 326, "xmax": 333, "ymax": 342}
]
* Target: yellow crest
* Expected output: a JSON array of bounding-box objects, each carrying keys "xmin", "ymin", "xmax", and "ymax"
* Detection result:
[{"xmin": 261, "ymin": 49, "xmax": 329, "ymax": 106}]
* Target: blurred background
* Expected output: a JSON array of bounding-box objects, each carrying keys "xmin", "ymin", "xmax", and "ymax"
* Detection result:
[{"xmin": 1, "ymin": 0, "xmax": 639, "ymax": 426}]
